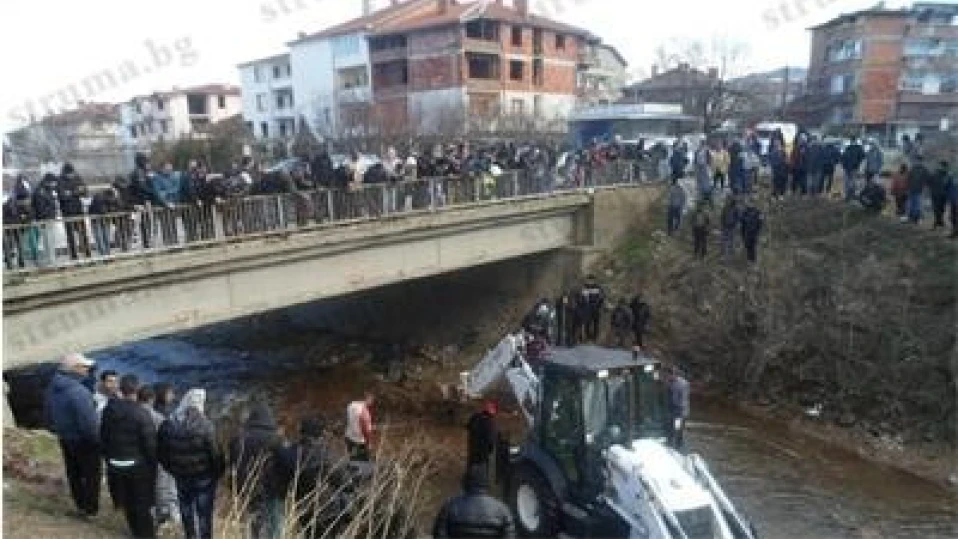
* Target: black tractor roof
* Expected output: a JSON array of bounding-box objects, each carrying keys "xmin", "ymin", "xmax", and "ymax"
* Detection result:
[{"xmin": 543, "ymin": 346, "xmax": 660, "ymax": 375}]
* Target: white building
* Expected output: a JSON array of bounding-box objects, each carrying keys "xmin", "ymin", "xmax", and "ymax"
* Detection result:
[
  {"xmin": 120, "ymin": 84, "xmax": 242, "ymax": 147},
  {"xmin": 237, "ymin": 53, "xmax": 297, "ymax": 139},
  {"xmin": 5, "ymin": 102, "xmax": 128, "ymax": 180}
]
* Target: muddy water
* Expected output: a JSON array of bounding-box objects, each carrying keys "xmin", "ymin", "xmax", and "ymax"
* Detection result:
[{"xmin": 18, "ymin": 337, "xmax": 957, "ymax": 539}]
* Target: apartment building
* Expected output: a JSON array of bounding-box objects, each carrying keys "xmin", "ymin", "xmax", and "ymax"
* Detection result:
[
  {"xmin": 238, "ymin": 0, "xmax": 606, "ymax": 138},
  {"xmin": 576, "ymin": 41, "xmax": 629, "ymax": 107},
  {"xmin": 805, "ymin": 2, "xmax": 958, "ymax": 137},
  {"xmin": 120, "ymin": 84, "xmax": 242, "ymax": 146},
  {"xmin": 238, "ymin": 53, "xmax": 297, "ymax": 139}
]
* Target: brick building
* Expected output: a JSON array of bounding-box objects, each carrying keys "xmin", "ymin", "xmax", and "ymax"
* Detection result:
[
  {"xmin": 238, "ymin": 0, "xmax": 605, "ymax": 138},
  {"xmin": 803, "ymin": 2, "xmax": 958, "ymax": 139}
]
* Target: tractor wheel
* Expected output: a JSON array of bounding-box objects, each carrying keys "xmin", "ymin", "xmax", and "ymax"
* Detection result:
[{"xmin": 508, "ymin": 465, "xmax": 560, "ymax": 537}]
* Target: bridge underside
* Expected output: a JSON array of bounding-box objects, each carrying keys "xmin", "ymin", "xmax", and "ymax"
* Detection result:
[{"xmin": 3, "ymin": 196, "xmax": 589, "ymax": 369}]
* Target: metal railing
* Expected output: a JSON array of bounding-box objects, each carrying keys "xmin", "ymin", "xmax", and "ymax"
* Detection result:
[{"xmin": 3, "ymin": 161, "xmax": 653, "ymax": 274}]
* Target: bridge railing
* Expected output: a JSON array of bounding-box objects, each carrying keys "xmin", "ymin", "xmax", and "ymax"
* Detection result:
[{"xmin": 3, "ymin": 162, "xmax": 653, "ymax": 274}]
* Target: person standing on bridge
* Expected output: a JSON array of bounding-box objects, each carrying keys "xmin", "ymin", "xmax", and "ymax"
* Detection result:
[
  {"xmin": 45, "ymin": 353, "xmax": 101, "ymax": 519},
  {"xmin": 345, "ymin": 392, "xmax": 376, "ymax": 462},
  {"xmin": 665, "ymin": 365, "xmax": 690, "ymax": 452}
]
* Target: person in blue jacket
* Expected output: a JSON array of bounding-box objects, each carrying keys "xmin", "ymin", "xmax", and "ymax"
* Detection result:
[
  {"xmin": 45, "ymin": 352, "xmax": 101, "ymax": 518},
  {"xmin": 151, "ymin": 162, "xmax": 183, "ymax": 246}
]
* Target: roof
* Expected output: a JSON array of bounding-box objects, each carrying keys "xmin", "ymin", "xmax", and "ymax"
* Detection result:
[
  {"xmin": 287, "ymin": 0, "xmax": 591, "ymax": 43},
  {"xmin": 375, "ymin": 1, "xmax": 591, "ymax": 37},
  {"xmin": 237, "ymin": 52, "xmax": 290, "ymax": 69},
  {"xmin": 38, "ymin": 102, "xmax": 120, "ymax": 126},
  {"xmin": 624, "ymin": 66, "xmax": 716, "ymax": 93},
  {"xmin": 544, "ymin": 346, "xmax": 659, "ymax": 374},
  {"xmin": 809, "ymin": 3, "xmax": 958, "ymax": 30},
  {"xmin": 597, "ymin": 43, "xmax": 628, "ymax": 68},
  {"xmin": 133, "ymin": 84, "xmax": 241, "ymax": 101}
]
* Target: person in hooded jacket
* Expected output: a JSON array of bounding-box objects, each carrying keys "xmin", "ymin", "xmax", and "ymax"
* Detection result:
[
  {"xmin": 45, "ymin": 353, "xmax": 101, "ymax": 518},
  {"xmin": 138, "ymin": 386, "xmax": 179, "ymax": 529},
  {"xmin": 276, "ymin": 417, "xmax": 342, "ymax": 539},
  {"xmin": 229, "ymin": 402, "xmax": 284, "ymax": 539},
  {"xmin": 58, "ymin": 163, "xmax": 91, "ymax": 260},
  {"xmin": 432, "ymin": 464, "xmax": 515, "ymax": 538},
  {"xmin": 100, "ymin": 374, "xmax": 158, "ymax": 538},
  {"xmin": 158, "ymin": 388, "xmax": 223, "ymax": 539}
]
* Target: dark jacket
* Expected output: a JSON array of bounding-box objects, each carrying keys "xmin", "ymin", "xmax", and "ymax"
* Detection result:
[
  {"xmin": 129, "ymin": 166, "xmax": 160, "ymax": 207},
  {"xmin": 580, "ymin": 284, "xmax": 605, "ymax": 315},
  {"xmin": 44, "ymin": 371, "xmax": 99, "ymax": 444},
  {"xmin": 740, "ymin": 206, "xmax": 763, "ymax": 238},
  {"xmin": 611, "ymin": 305, "xmax": 634, "ymax": 331},
  {"xmin": 32, "ymin": 175, "xmax": 60, "ymax": 220},
  {"xmin": 908, "ymin": 163, "xmax": 930, "ymax": 194},
  {"xmin": 768, "ymin": 147, "xmax": 788, "ymax": 176},
  {"xmin": 720, "ymin": 201, "xmax": 740, "ymax": 230},
  {"xmin": 57, "ymin": 170, "xmax": 88, "ymax": 217},
  {"xmin": 229, "ymin": 403, "xmax": 284, "ymax": 502},
  {"xmin": 158, "ymin": 410, "xmax": 224, "ymax": 480},
  {"xmin": 806, "ymin": 143, "xmax": 824, "ymax": 173},
  {"xmin": 276, "ymin": 438, "xmax": 339, "ymax": 506},
  {"xmin": 89, "ymin": 189, "xmax": 123, "ymax": 216},
  {"xmin": 629, "ymin": 297, "xmax": 651, "ymax": 330},
  {"xmin": 928, "ymin": 168, "xmax": 948, "ymax": 199},
  {"xmin": 181, "ymin": 170, "xmax": 216, "ymax": 204},
  {"xmin": 465, "ymin": 411, "xmax": 496, "ymax": 465},
  {"xmin": 841, "ymin": 143, "xmax": 865, "ymax": 172},
  {"xmin": 151, "ymin": 171, "xmax": 182, "ymax": 207},
  {"xmin": 100, "ymin": 397, "xmax": 158, "ymax": 466},
  {"xmin": 433, "ymin": 488, "xmax": 516, "ymax": 538},
  {"xmin": 822, "ymin": 144, "xmax": 841, "ymax": 172}
]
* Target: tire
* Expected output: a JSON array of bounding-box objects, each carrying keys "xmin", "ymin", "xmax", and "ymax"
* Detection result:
[{"xmin": 508, "ymin": 464, "xmax": 560, "ymax": 538}]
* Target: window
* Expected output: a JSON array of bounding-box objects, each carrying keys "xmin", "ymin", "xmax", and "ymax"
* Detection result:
[
  {"xmin": 512, "ymin": 26, "xmax": 522, "ymax": 47},
  {"xmin": 323, "ymin": 108, "xmax": 331, "ymax": 124},
  {"xmin": 244, "ymin": 121, "xmax": 253, "ymax": 134},
  {"xmin": 533, "ymin": 28, "xmax": 543, "ymax": 54},
  {"xmin": 511, "ymin": 99, "xmax": 524, "ymax": 115},
  {"xmin": 186, "ymin": 94, "xmax": 208, "ymax": 115},
  {"xmin": 134, "ymin": 101, "xmax": 141, "ymax": 114},
  {"xmin": 534, "ymin": 95, "xmax": 543, "ymax": 117},
  {"xmin": 273, "ymin": 65, "xmax": 281, "ymax": 79},
  {"xmin": 218, "ymin": 95, "xmax": 226, "ymax": 109},
  {"xmin": 129, "ymin": 126, "xmax": 137, "ymax": 139},
  {"xmin": 556, "ymin": 34, "xmax": 566, "ymax": 50},
  {"xmin": 279, "ymin": 121, "xmax": 288, "ymax": 138},
  {"xmin": 275, "ymin": 90, "xmax": 294, "ymax": 109},
  {"xmin": 465, "ymin": 19, "xmax": 499, "ymax": 41},
  {"xmin": 260, "ymin": 122, "xmax": 269, "ymax": 137},
  {"xmin": 828, "ymin": 39, "xmax": 862, "ymax": 62},
  {"xmin": 829, "ymin": 73, "xmax": 855, "ymax": 94},
  {"xmin": 370, "ymin": 35, "xmax": 407, "ymax": 52},
  {"xmin": 332, "ymin": 34, "xmax": 361, "ymax": 57},
  {"xmin": 156, "ymin": 99, "xmax": 164, "ymax": 111},
  {"xmin": 254, "ymin": 66, "xmax": 263, "ymax": 83},
  {"xmin": 467, "ymin": 53, "xmax": 501, "ymax": 79},
  {"xmin": 904, "ymin": 38, "xmax": 950, "ymax": 57},
  {"xmin": 160, "ymin": 120, "xmax": 168, "ymax": 133},
  {"xmin": 256, "ymin": 93, "xmax": 268, "ymax": 112},
  {"xmin": 510, "ymin": 60, "xmax": 524, "ymax": 81},
  {"xmin": 337, "ymin": 66, "xmax": 370, "ymax": 89},
  {"xmin": 942, "ymin": 74, "xmax": 958, "ymax": 94},
  {"xmin": 374, "ymin": 60, "xmax": 409, "ymax": 88},
  {"xmin": 533, "ymin": 58, "xmax": 544, "ymax": 85}
]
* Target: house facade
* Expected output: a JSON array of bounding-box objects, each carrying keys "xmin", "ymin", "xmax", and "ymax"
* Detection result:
[
  {"xmin": 120, "ymin": 84, "xmax": 242, "ymax": 147},
  {"xmin": 238, "ymin": 53, "xmax": 296, "ymax": 139},
  {"xmin": 804, "ymin": 2, "xmax": 958, "ymax": 137}
]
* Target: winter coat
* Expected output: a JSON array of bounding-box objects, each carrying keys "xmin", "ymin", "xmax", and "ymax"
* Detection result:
[
  {"xmin": 32, "ymin": 185, "xmax": 58, "ymax": 220},
  {"xmin": 669, "ymin": 149, "xmax": 688, "ymax": 177},
  {"xmin": 720, "ymin": 201, "xmax": 740, "ymax": 230},
  {"xmin": 740, "ymin": 206, "xmax": 763, "ymax": 238},
  {"xmin": 841, "ymin": 143, "xmax": 865, "ymax": 172},
  {"xmin": 158, "ymin": 409, "xmax": 224, "ymax": 481},
  {"xmin": 57, "ymin": 173, "xmax": 88, "ymax": 217},
  {"xmin": 629, "ymin": 298, "xmax": 650, "ymax": 330},
  {"xmin": 151, "ymin": 171, "xmax": 183, "ymax": 208},
  {"xmin": 44, "ymin": 371, "xmax": 99, "ymax": 444},
  {"xmin": 433, "ymin": 488, "xmax": 516, "ymax": 538},
  {"xmin": 580, "ymin": 284, "xmax": 606, "ymax": 313},
  {"xmin": 691, "ymin": 208, "xmax": 710, "ymax": 230},
  {"xmin": 908, "ymin": 164, "xmax": 930, "ymax": 194},
  {"xmin": 146, "ymin": 405, "xmax": 179, "ymax": 512},
  {"xmin": 89, "ymin": 190, "xmax": 123, "ymax": 216},
  {"xmin": 668, "ymin": 184, "xmax": 687, "ymax": 209},
  {"xmin": 181, "ymin": 171, "xmax": 216, "ymax": 204},
  {"xmin": 806, "ymin": 143, "xmax": 824, "ymax": 173},
  {"xmin": 865, "ymin": 146, "xmax": 883, "ymax": 175},
  {"xmin": 890, "ymin": 172, "xmax": 910, "ymax": 198},
  {"xmin": 769, "ymin": 147, "xmax": 788, "ymax": 175},
  {"xmin": 611, "ymin": 305, "xmax": 634, "ymax": 331},
  {"xmin": 822, "ymin": 144, "xmax": 841, "ymax": 172},
  {"xmin": 928, "ymin": 168, "xmax": 949, "ymax": 199},
  {"xmin": 229, "ymin": 404, "xmax": 283, "ymax": 502},
  {"xmin": 465, "ymin": 411, "xmax": 496, "ymax": 465},
  {"xmin": 100, "ymin": 398, "xmax": 158, "ymax": 466}
]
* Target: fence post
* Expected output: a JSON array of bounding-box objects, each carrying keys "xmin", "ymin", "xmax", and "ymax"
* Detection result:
[
  {"xmin": 211, "ymin": 204, "xmax": 224, "ymax": 240},
  {"xmin": 512, "ymin": 172, "xmax": 520, "ymax": 197},
  {"xmin": 277, "ymin": 196, "xmax": 287, "ymax": 229},
  {"xmin": 429, "ymin": 178, "xmax": 437, "ymax": 211},
  {"xmin": 149, "ymin": 205, "xmax": 160, "ymax": 249},
  {"xmin": 326, "ymin": 190, "xmax": 335, "ymax": 223}
]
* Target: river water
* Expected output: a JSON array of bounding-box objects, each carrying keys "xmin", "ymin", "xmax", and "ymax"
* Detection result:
[{"xmin": 11, "ymin": 335, "xmax": 956, "ymax": 539}]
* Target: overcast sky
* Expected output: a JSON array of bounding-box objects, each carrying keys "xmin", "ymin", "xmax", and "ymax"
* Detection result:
[{"xmin": 0, "ymin": 0, "xmax": 938, "ymax": 130}]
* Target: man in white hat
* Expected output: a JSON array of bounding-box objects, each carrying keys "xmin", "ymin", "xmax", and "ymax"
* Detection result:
[{"xmin": 44, "ymin": 352, "xmax": 101, "ymax": 518}]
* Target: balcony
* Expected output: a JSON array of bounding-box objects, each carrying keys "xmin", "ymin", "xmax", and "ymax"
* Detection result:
[
  {"xmin": 335, "ymin": 86, "xmax": 372, "ymax": 103},
  {"xmin": 463, "ymin": 37, "xmax": 502, "ymax": 55},
  {"xmin": 466, "ymin": 78, "xmax": 502, "ymax": 93},
  {"xmin": 370, "ymin": 46, "xmax": 407, "ymax": 63}
]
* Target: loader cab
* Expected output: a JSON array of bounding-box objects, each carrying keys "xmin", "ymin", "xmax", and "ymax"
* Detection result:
[{"xmin": 536, "ymin": 347, "xmax": 669, "ymax": 499}]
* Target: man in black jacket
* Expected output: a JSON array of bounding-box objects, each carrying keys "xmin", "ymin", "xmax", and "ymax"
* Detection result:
[
  {"xmin": 58, "ymin": 163, "xmax": 91, "ymax": 260},
  {"xmin": 130, "ymin": 152, "xmax": 160, "ymax": 248},
  {"xmin": 158, "ymin": 388, "xmax": 223, "ymax": 539},
  {"xmin": 630, "ymin": 295, "xmax": 651, "ymax": 348},
  {"xmin": 433, "ymin": 464, "xmax": 515, "ymax": 538},
  {"xmin": 229, "ymin": 402, "xmax": 284, "ymax": 539},
  {"xmin": 100, "ymin": 374, "xmax": 158, "ymax": 538},
  {"xmin": 465, "ymin": 401, "xmax": 498, "ymax": 483},
  {"xmin": 276, "ymin": 417, "xmax": 342, "ymax": 539},
  {"xmin": 580, "ymin": 276, "xmax": 606, "ymax": 343},
  {"xmin": 929, "ymin": 161, "xmax": 950, "ymax": 229},
  {"xmin": 841, "ymin": 138, "xmax": 866, "ymax": 203}
]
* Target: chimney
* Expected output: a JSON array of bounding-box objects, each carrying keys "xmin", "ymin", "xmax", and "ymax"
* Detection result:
[
  {"xmin": 363, "ymin": 0, "xmax": 372, "ymax": 15},
  {"xmin": 707, "ymin": 67, "xmax": 718, "ymax": 79},
  {"xmin": 679, "ymin": 62, "xmax": 690, "ymax": 71},
  {"xmin": 515, "ymin": 0, "xmax": 529, "ymax": 16}
]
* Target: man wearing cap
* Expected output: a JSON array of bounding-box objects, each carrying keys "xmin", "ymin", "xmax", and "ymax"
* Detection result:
[{"xmin": 45, "ymin": 352, "xmax": 101, "ymax": 518}]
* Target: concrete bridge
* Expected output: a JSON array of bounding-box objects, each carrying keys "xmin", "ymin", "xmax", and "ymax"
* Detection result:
[{"xmin": 3, "ymin": 185, "xmax": 661, "ymax": 369}]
